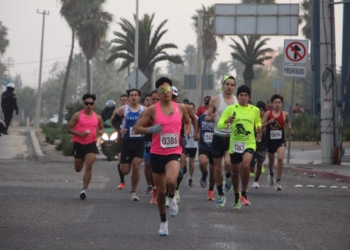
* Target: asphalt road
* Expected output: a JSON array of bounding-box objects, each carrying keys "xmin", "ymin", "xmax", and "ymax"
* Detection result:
[{"xmin": 1, "ymin": 151, "xmax": 350, "ymax": 250}]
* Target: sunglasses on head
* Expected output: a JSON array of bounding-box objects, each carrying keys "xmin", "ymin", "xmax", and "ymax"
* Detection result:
[
  {"xmin": 84, "ymin": 102, "xmax": 94, "ymax": 106},
  {"xmin": 157, "ymin": 86, "xmax": 172, "ymax": 93}
]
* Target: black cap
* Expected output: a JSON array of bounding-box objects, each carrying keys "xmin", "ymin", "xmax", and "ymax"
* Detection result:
[{"xmin": 236, "ymin": 85, "xmax": 251, "ymax": 97}]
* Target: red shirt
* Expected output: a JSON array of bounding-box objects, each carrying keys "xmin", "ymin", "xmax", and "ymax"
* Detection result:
[{"xmin": 196, "ymin": 106, "xmax": 207, "ymax": 116}]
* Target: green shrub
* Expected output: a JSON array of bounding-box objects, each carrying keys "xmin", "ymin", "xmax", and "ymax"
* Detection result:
[
  {"xmin": 41, "ymin": 123, "xmax": 66, "ymax": 144},
  {"xmin": 60, "ymin": 134, "xmax": 73, "ymax": 156},
  {"xmin": 291, "ymin": 114, "xmax": 321, "ymax": 141}
]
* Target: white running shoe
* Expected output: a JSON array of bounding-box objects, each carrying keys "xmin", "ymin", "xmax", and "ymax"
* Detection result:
[
  {"xmin": 168, "ymin": 197, "xmax": 179, "ymax": 217},
  {"xmin": 158, "ymin": 221, "xmax": 169, "ymax": 236},
  {"xmin": 130, "ymin": 192, "xmax": 140, "ymax": 201},
  {"xmin": 251, "ymin": 181, "xmax": 260, "ymax": 189},
  {"xmin": 165, "ymin": 196, "xmax": 169, "ymax": 207},
  {"xmin": 268, "ymin": 175, "xmax": 275, "ymax": 186},
  {"xmin": 275, "ymin": 182, "xmax": 283, "ymax": 191}
]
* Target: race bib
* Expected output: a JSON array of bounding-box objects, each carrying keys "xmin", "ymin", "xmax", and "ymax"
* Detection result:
[
  {"xmin": 129, "ymin": 127, "xmax": 142, "ymax": 137},
  {"xmin": 203, "ymin": 132, "xmax": 213, "ymax": 143},
  {"xmin": 233, "ymin": 142, "xmax": 246, "ymax": 153},
  {"xmin": 270, "ymin": 130, "xmax": 282, "ymax": 139},
  {"xmin": 160, "ymin": 133, "xmax": 179, "ymax": 148}
]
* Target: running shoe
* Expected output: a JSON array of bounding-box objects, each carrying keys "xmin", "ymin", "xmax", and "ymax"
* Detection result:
[
  {"xmin": 268, "ymin": 174, "xmax": 275, "ymax": 186},
  {"xmin": 150, "ymin": 189, "xmax": 157, "ymax": 204},
  {"xmin": 144, "ymin": 186, "xmax": 153, "ymax": 194},
  {"xmin": 79, "ymin": 189, "xmax": 86, "ymax": 200},
  {"xmin": 168, "ymin": 197, "xmax": 179, "ymax": 217},
  {"xmin": 188, "ymin": 179, "xmax": 194, "ymax": 187},
  {"xmin": 175, "ymin": 190, "xmax": 181, "ymax": 203},
  {"xmin": 200, "ymin": 172, "xmax": 208, "ymax": 188},
  {"xmin": 250, "ymin": 172, "xmax": 255, "ymax": 178},
  {"xmin": 262, "ymin": 165, "xmax": 266, "ymax": 174},
  {"xmin": 233, "ymin": 201, "xmax": 241, "ymax": 210},
  {"xmin": 158, "ymin": 221, "xmax": 169, "ymax": 236},
  {"xmin": 207, "ymin": 190, "xmax": 215, "ymax": 201},
  {"xmin": 240, "ymin": 195, "xmax": 251, "ymax": 206},
  {"xmin": 166, "ymin": 196, "xmax": 169, "ymax": 207},
  {"xmin": 215, "ymin": 196, "xmax": 226, "ymax": 208},
  {"xmin": 275, "ymin": 182, "xmax": 283, "ymax": 191},
  {"xmin": 117, "ymin": 182, "xmax": 125, "ymax": 189},
  {"xmin": 224, "ymin": 178, "xmax": 233, "ymax": 192},
  {"xmin": 130, "ymin": 192, "xmax": 140, "ymax": 201},
  {"xmin": 251, "ymin": 181, "xmax": 260, "ymax": 189}
]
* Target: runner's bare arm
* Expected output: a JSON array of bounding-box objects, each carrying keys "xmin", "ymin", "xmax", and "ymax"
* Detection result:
[
  {"xmin": 110, "ymin": 106, "xmax": 124, "ymax": 131},
  {"xmin": 181, "ymin": 104, "xmax": 191, "ymax": 135},
  {"xmin": 261, "ymin": 111, "xmax": 271, "ymax": 128},
  {"xmin": 205, "ymin": 96, "xmax": 217, "ymax": 122},
  {"xmin": 97, "ymin": 115, "xmax": 105, "ymax": 136},
  {"xmin": 217, "ymin": 105, "xmax": 234, "ymax": 129},
  {"xmin": 67, "ymin": 112, "xmax": 86, "ymax": 137},
  {"xmin": 255, "ymin": 109, "xmax": 263, "ymax": 140},
  {"xmin": 134, "ymin": 106, "xmax": 156, "ymax": 134},
  {"xmin": 186, "ymin": 104, "xmax": 198, "ymax": 134},
  {"xmin": 284, "ymin": 112, "xmax": 294, "ymax": 135}
]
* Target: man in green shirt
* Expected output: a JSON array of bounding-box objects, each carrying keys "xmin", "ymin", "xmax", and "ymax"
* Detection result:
[{"xmin": 218, "ymin": 85, "xmax": 262, "ymax": 209}]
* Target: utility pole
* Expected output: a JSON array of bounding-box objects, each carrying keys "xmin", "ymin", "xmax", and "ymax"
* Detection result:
[
  {"xmin": 196, "ymin": 10, "xmax": 203, "ymax": 108},
  {"xmin": 134, "ymin": 0, "xmax": 139, "ymax": 89},
  {"xmin": 319, "ymin": 0, "xmax": 334, "ymax": 164},
  {"xmin": 35, "ymin": 10, "xmax": 49, "ymax": 129},
  {"xmin": 4, "ymin": 57, "xmax": 14, "ymax": 77}
]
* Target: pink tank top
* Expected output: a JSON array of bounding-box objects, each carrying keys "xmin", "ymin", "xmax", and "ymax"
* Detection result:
[
  {"xmin": 151, "ymin": 102, "xmax": 182, "ymax": 155},
  {"xmin": 72, "ymin": 110, "xmax": 98, "ymax": 144}
]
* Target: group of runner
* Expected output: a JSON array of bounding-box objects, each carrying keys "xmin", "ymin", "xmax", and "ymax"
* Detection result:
[{"xmin": 66, "ymin": 75, "xmax": 294, "ymax": 236}]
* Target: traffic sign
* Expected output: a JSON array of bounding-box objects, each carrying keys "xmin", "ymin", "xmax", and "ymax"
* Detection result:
[
  {"xmin": 126, "ymin": 68, "xmax": 148, "ymax": 89},
  {"xmin": 283, "ymin": 39, "xmax": 308, "ymax": 64},
  {"xmin": 283, "ymin": 65, "xmax": 307, "ymax": 78},
  {"xmin": 0, "ymin": 77, "xmax": 9, "ymax": 86}
]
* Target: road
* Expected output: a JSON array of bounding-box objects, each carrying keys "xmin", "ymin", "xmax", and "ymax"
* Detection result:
[{"xmin": 1, "ymin": 151, "xmax": 350, "ymax": 249}]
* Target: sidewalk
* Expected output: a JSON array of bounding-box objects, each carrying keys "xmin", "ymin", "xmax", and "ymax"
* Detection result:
[{"xmin": 1, "ymin": 127, "xmax": 350, "ymax": 183}]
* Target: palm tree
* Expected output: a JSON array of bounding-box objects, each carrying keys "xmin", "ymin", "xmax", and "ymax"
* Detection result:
[
  {"xmin": 299, "ymin": 0, "xmax": 312, "ymax": 40},
  {"xmin": 0, "ymin": 21, "xmax": 9, "ymax": 55},
  {"xmin": 183, "ymin": 44, "xmax": 197, "ymax": 74},
  {"xmin": 75, "ymin": 0, "xmax": 113, "ymax": 93},
  {"xmin": 107, "ymin": 13, "xmax": 183, "ymax": 96},
  {"xmin": 215, "ymin": 61, "xmax": 232, "ymax": 89},
  {"xmin": 229, "ymin": 36, "xmax": 273, "ymax": 91},
  {"xmin": 192, "ymin": 5, "xmax": 222, "ymax": 75}
]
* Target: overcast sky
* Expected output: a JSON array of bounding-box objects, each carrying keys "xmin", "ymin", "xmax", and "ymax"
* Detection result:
[{"xmin": 0, "ymin": 0, "xmax": 344, "ymax": 88}]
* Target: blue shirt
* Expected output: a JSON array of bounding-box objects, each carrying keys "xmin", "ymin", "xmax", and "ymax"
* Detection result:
[
  {"xmin": 198, "ymin": 114, "xmax": 215, "ymax": 150},
  {"xmin": 122, "ymin": 105, "xmax": 144, "ymax": 140}
]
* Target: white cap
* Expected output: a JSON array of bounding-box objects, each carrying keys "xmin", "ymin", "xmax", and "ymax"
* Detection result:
[
  {"xmin": 6, "ymin": 83, "xmax": 15, "ymax": 88},
  {"xmin": 172, "ymin": 86, "xmax": 178, "ymax": 96}
]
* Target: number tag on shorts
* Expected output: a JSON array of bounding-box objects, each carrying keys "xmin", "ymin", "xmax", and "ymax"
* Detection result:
[
  {"xmin": 233, "ymin": 142, "xmax": 246, "ymax": 153},
  {"xmin": 160, "ymin": 133, "xmax": 179, "ymax": 148},
  {"xmin": 204, "ymin": 132, "xmax": 213, "ymax": 143},
  {"xmin": 129, "ymin": 127, "xmax": 142, "ymax": 137},
  {"xmin": 270, "ymin": 130, "xmax": 282, "ymax": 139}
]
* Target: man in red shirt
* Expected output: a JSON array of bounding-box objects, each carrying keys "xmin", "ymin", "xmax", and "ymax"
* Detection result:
[{"xmin": 196, "ymin": 96, "xmax": 211, "ymax": 116}]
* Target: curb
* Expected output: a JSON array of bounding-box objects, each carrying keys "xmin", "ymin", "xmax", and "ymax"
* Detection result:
[
  {"xmin": 29, "ymin": 130, "xmax": 45, "ymax": 158},
  {"xmin": 289, "ymin": 167, "xmax": 350, "ymax": 183}
]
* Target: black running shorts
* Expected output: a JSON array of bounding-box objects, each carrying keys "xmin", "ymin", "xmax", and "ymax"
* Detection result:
[
  {"xmin": 230, "ymin": 148, "xmax": 254, "ymax": 164},
  {"xmin": 198, "ymin": 148, "xmax": 214, "ymax": 165},
  {"xmin": 150, "ymin": 153, "xmax": 181, "ymax": 174},
  {"xmin": 73, "ymin": 142, "xmax": 99, "ymax": 158},
  {"xmin": 266, "ymin": 141, "xmax": 286, "ymax": 154},
  {"xmin": 185, "ymin": 147, "xmax": 197, "ymax": 158},
  {"xmin": 120, "ymin": 138, "xmax": 144, "ymax": 164},
  {"xmin": 211, "ymin": 134, "xmax": 230, "ymax": 158}
]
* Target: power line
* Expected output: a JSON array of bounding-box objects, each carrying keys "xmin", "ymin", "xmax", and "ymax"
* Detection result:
[{"xmin": 12, "ymin": 56, "xmax": 69, "ymax": 66}]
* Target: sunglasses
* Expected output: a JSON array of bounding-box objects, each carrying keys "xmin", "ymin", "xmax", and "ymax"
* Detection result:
[
  {"xmin": 84, "ymin": 102, "xmax": 94, "ymax": 106},
  {"xmin": 157, "ymin": 86, "xmax": 172, "ymax": 93}
]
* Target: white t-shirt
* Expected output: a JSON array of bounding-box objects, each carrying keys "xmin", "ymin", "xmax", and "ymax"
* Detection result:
[{"xmin": 185, "ymin": 124, "xmax": 198, "ymax": 148}]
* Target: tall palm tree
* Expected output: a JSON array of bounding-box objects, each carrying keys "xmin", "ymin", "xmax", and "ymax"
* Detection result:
[
  {"xmin": 0, "ymin": 21, "xmax": 9, "ymax": 55},
  {"xmin": 75, "ymin": 0, "xmax": 112, "ymax": 93},
  {"xmin": 107, "ymin": 13, "xmax": 183, "ymax": 96},
  {"xmin": 230, "ymin": 36, "xmax": 273, "ymax": 92},
  {"xmin": 215, "ymin": 61, "xmax": 232, "ymax": 89},
  {"xmin": 192, "ymin": 5, "xmax": 222, "ymax": 75},
  {"xmin": 183, "ymin": 44, "xmax": 197, "ymax": 74},
  {"xmin": 299, "ymin": 0, "xmax": 312, "ymax": 40}
]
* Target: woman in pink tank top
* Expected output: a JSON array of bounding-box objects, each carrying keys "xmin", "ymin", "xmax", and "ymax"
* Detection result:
[{"xmin": 67, "ymin": 93, "xmax": 104, "ymax": 200}]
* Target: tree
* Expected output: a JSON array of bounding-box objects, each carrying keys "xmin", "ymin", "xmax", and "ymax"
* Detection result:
[
  {"xmin": 215, "ymin": 61, "xmax": 232, "ymax": 87},
  {"xmin": 16, "ymin": 87, "xmax": 37, "ymax": 125},
  {"xmin": 192, "ymin": 5, "xmax": 222, "ymax": 75},
  {"xmin": 299, "ymin": 0, "xmax": 312, "ymax": 40},
  {"xmin": 229, "ymin": 36, "xmax": 273, "ymax": 92},
  {"xmin": 183, "ymin": 44, "xmax": 197, "ymax": 74},
  {"xmin": 107, "ymin": 13, "xmax": 183, "ymax": 96},
  {"xmin": 0, "ymin": 21, "xmax": 9, "ymax": 55},
  {"xmin": 75, "ymin": 0, "xmax": 113, "ymax": 93}
]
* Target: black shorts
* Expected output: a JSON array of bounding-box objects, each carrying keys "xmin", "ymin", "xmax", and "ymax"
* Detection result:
[
  {"xmin": 150, "ymin": 153, "xmax": 181, "ymax": 174},
  {"xmin": 73, "ymin": 142, "xmax": 99, "ymax": 159},
  {"xmin": 266, "ymin": 141, "xmax": 286, "ymax": 154},
  {"xmin": 198, "ymin": 148, "xmax": 214, "ymax": 165},
  {"xmin": 120, "ymin": 138, "xmax": 144, "ymax": 164},
  {"xmin": 116, "ymin": 136, "xmax": 123, "ymax": 154},
  {"xmin": 211, "ymin": 134, "xmax": 230, "ymax": 158},
  {"xmin": 230, "ymin": 148, "xmax": 254, "ymax": 164},
  {"xmin": 185, "ymin": 147, "xmax": 197, "ymax": 158}
]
